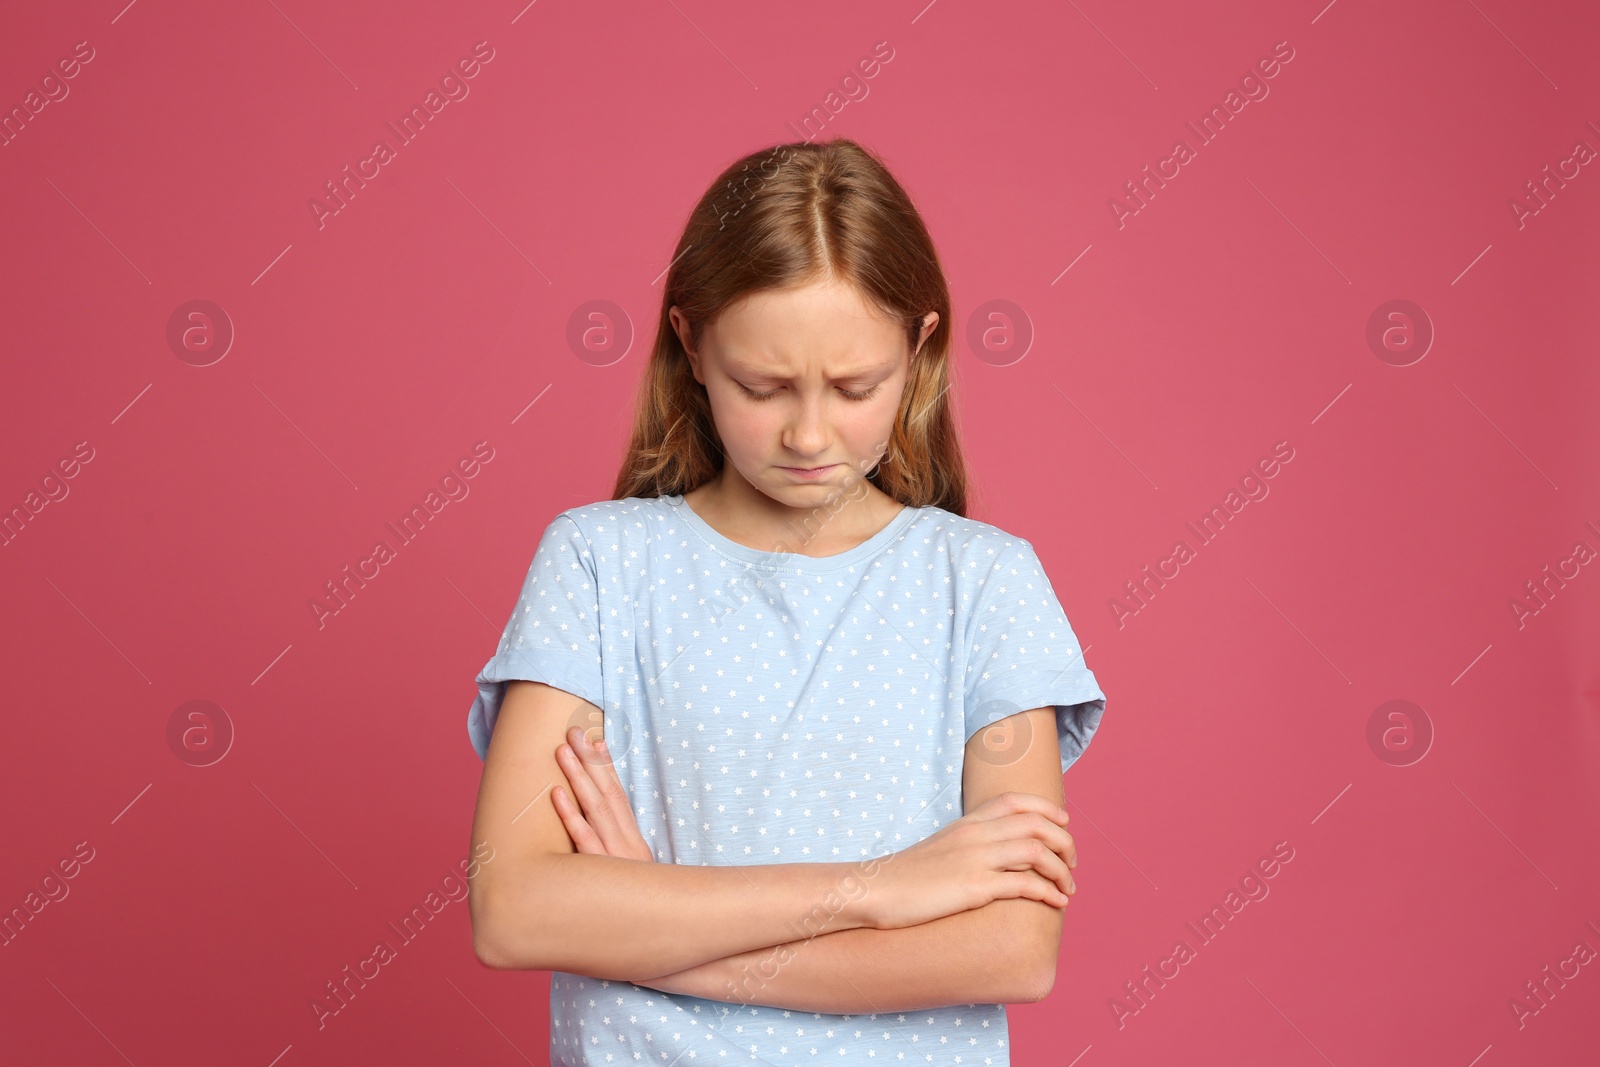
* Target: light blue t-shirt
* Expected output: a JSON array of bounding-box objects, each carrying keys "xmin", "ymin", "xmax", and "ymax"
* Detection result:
[{"xmin": 469, "ymin": 493, "xmax": 1106, "ymax": 1067}]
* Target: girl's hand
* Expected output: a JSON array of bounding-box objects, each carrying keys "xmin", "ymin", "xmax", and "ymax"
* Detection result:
[
  {"xmin": 554, "ymin": 725, "xmax": 729, "ymax": 997},
  {"xmin": 863, "ymin": 791, "xmax": 1078, "ymax": 930},
  {"xmin": 552, "ymin": 726, "xmax": 655, "ymax": 863}
]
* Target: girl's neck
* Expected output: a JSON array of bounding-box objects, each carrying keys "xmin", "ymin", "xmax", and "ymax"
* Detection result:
[{"xmin": 682, "ymin": 469, "xmax": 905, "ymax": 558}]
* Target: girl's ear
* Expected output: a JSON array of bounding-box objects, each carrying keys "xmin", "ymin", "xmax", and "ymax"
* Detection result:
[
  {"xmin": 669, "ymin": 306, "xmax": 704, "ymax": 382},
  {"xmin": 913, "ymin": 311, "xmax": 940, "ymax": 358}
]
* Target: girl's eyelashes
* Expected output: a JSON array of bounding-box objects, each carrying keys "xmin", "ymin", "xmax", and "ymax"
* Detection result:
[{"xmin": 737, "ymin": 383, "xmax": 882, "ymax": 402}]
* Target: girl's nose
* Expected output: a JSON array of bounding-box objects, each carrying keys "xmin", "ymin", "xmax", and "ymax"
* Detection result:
[{"xmin": 782, "ymin": 394, "xmax": 830, "ymax": 455}]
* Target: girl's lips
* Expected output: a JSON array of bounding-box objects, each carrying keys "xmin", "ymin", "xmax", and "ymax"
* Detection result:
[{"xmin": 779, "ymin": 463, "xmax": 836, "ymax": 479}]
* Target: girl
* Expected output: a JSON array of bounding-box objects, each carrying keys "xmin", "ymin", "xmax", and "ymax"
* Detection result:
[{"xmin": 467, "ymin": 138, "xmax": 1107, "ymax": 1067}]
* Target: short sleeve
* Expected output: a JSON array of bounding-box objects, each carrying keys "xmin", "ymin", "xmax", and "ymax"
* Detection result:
[
  {"xmin": 466, "ymin": 513, "xmax": 604, "ymax": 761},
  {"xmin": 964, "ymin": 537, "xmax": 1106, "ymax": 774}
]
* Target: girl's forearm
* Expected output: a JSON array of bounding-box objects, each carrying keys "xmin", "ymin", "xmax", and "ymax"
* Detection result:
[
  {"xmin": 647, "ymin": 898, "xmax": 1058, "ymax": 1013},
  {"xmin": 475, "ymin": 852, "xmax": 877, "ymax": 978}
]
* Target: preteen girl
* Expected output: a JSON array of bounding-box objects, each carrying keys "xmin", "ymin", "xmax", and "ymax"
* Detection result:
[{"xmin": 467, "ymin": 137, "xmax": 1107, "ymax": 1067}]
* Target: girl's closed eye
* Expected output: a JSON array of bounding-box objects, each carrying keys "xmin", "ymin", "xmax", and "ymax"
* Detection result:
[{"xmin": 738, "ymin": 383, "xmax": 882, "ymax": 402}]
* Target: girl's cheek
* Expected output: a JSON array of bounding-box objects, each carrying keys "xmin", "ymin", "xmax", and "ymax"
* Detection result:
[{"xmin": 736, "ymin": 410, "xmax": 780, "ymax": 444}]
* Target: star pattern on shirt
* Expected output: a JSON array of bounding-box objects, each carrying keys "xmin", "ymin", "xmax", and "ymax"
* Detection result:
[{"xmin": 470, "ymin": 497, "xmax": 1106, "ymax": 1066}]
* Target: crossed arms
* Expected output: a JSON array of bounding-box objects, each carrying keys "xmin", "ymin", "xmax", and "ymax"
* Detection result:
[{"xmin": 467, "ymin": 680, "xmax": 1077, "ymax": 1013}]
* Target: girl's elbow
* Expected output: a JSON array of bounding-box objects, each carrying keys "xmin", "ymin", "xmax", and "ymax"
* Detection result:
[
  {"xmin": 1008, "ymin": 906, "xmax": 1064, "ymax": 1003},
  {"xmin": 471, "ymin": 895, "xmax": 526, "ymax": 970},
  {"xmin": 1019, "ymin": 956, "xmax": 1058, "ymax": 1003},
  {"xmin": 470, "ymin": 877, "xmax": 547, "ymax": 971},
  {"xmin": 999, "ymin": 946, "xmax": 1057, "ymax": 1003},
  {"xmin": 474, "ymin": 927, "xmax": 518, "ymax": 970}
]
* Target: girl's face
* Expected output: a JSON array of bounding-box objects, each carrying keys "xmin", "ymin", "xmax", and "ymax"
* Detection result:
[{"xmin": 671, "ymin": 278, "xmax": 939, "ymax": 510}]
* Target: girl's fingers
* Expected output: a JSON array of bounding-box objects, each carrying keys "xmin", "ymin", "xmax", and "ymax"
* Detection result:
[
  {"xmin": 596, "ymin": 760, "xmax": 639, "ymax": 830},
  {"xmin": 588, "ymin": 739, "xmax": 653, "ymax": 852},
  {"xmin": 558, "ymin": 730, "xmax": 643, "ymax": 856},
  {"xmin": 555, "ymin": 728, "xmax": 654, "ymax": 862},
  {"xmin": 556, "ymin": 742, "xmax": 621, "ymax": 837},
  {"xmin": 987, "ymin": 810, "xmax": 1077, "ymax": 869},
  {"xmin": 551, "ymin": 784, "xmax": 603, "ymax": 854},
  {"xmin": 1035, "ymin": 822, "xmax": 1076, "ymax": 869},
  {"xmin": 586, "ymin": 738, "xmax": 625, "ymax": 794},
  {"xmin": 994, "ymin": 837, "xmax": 1075, "ymax": 896},
  {"xmin": 1000, "ymin": 870, "xmax": 1071, "ymax": 908}
]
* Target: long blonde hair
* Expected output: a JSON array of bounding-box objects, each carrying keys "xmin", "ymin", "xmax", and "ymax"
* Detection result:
[{"xmin": 609, "ymin": 138, "xmax": 970, "ymax": 515}]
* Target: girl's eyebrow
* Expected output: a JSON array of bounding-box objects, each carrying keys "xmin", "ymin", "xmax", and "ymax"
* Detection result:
[{"xmin": 729, "ymin": 359, "xmax": 896, "ymax": 380}]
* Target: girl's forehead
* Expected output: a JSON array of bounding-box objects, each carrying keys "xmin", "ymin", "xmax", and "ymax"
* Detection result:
[
  {"xmin": 723, "ymin": 275, "xmax": 891, "ymax": 316},
  {"xmin": 709, "ymin": 326, "xmax": 905, "ymax": 379},
  {"xmin": 693, "ymin": 278, "xmax": 917, "ymax": 378}
]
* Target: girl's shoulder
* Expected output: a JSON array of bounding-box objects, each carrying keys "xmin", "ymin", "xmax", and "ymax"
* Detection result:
[
  {"xmin": 542, "ymin": 496, "xmax": 674, "ymax": 543},
  {"xmin": 911, "ymin": 506, "xmax": 1033, "ymax": 554},
  {"xmin": 869, "ymin": 502, "xmax": 1038, "ymax": 565},
  {"xmin": 916, "ymin": 509, "xmax": 1045, "ymax": 584}
]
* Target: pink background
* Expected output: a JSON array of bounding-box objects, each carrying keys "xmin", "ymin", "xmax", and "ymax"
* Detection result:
[{"xmin": 3, "ymin": 0, "xmax": 1598, "ymax": 1064}]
